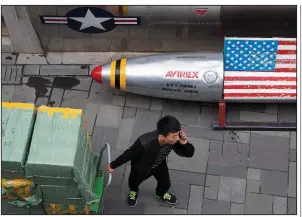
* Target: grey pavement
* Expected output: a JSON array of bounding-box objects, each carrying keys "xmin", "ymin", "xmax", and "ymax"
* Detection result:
[{"xmin": 1, "ymin": 59, "xmax": 297, "ymax": 215}]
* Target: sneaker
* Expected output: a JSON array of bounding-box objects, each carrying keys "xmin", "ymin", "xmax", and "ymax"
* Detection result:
[
  {"xmin": 127, "ymin": 191, "xmax": 138, "ymax": 207},
  {"xmin": 154, "ymin": 192, "xmax": 178, "ymax": 205}
]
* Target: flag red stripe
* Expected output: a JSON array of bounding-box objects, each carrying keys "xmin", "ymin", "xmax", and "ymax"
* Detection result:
[
  {"xmin": 277, "ymin": 50, "xmax": 296, "ymax": 54},
  {"xmin": 274, "ymin": 68, "xmax": 296, "ymax": 72},
  {"xmin": 224, "ymin": 85, "xmax": 296, "ymax": 89},
  {"xmin": 44, "ymin": 18, "xmax": 67, "ymax": 21},
  {"xmin": 275, "ymin": 59, "xmax": 296, "ymax": 64},
  {"xmin": 224, "ymin": 93, "xmax": 296, "ymax": 97},
  {"xmin": 224, "ymin": 76, "xmax": 296, "ymax": 81},
  {"xmin": 278, "ymin": 40, "xmax": 297, "ymax": 45}
]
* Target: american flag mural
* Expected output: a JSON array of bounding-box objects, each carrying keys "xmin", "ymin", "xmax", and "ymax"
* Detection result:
[{"xmin": 223, "ymin": 37, "xmax": 296, "ymax": 100}]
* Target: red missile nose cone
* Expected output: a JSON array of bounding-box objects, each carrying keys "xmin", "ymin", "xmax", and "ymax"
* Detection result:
[{"xmin": 91, "ymin": 65, "xmax": 102, "ymax": 83}]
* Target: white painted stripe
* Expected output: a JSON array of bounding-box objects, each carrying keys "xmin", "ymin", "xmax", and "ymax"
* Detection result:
[
  {"xmin": 43, "ymin": 17, "xmax": 67, "ymax": 20},
  {"xmin": 224, "ymin": 89, "xmax": 296, "ymax": 93},
  {"xmin": 276, "ymin": 54, "xmax": 296, "ymax": 60},
  {"xmin": 224, "ymin": 72, "xmax": 297, "ymax": 77},
  {"xmin": 275, "ymin": 63, "xmax": 296, "ymax": 68},
  {"xmin": 44, "ymin": 21, "xmax": 68, "ymax": 24},
  {"xmin": 278, "ymin": 45, "xmax": 296, "ymax": 50},
  {"xmin": 224, "ymin": 37, "xmax": 296, "ymax": 41},
  {"xmin": 113, "ymin": 17, "xmax": 137, "ymax": 20},
  {"xmin": 224, "ymin": 96, "xmax": 296, "ymax": 100},
  {"xmin": 114, "ymin": 22, "xmax": 137, "ymax": 24},
  {"xmin": 224, "ymin": 81, "xmax": 296, "ymax": 85}
]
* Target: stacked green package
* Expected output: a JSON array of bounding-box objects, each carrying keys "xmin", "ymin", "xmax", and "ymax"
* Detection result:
[
  {"xmin": 24, "ymin": 105, "xmax": 100, "ymax": 209},
  {"xmin": 1, "ymin": 102, "xmax": 36, "ymax": 177},
  {"xmin": 1, "ymin": 102, "xmax": 42, "ymax": 210}
]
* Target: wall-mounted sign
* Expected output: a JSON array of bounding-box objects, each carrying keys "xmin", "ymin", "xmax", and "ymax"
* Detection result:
[{"xmin": 40, "ymin": 7, "xmax": 141, "ymax": 33}]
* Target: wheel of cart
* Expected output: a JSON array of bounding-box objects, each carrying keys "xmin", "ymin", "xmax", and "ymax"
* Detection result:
[{"xmin": 88, "ymin": 142, "xmax": 112, "ymax": 215}]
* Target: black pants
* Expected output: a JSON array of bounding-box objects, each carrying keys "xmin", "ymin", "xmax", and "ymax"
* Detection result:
[{"xmin": 128, "ymin": 162, "xmax": 171, "ymax": 197}]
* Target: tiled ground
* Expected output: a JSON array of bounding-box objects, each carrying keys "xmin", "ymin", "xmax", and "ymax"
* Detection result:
[{"xmin": 1, "ymin": 61, "xmax": 297, "ymax": 215}]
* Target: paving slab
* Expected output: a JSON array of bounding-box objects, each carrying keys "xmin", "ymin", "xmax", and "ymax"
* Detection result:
[
  {"xmin": 62, "ymin": 52, "xmax": 112, "ymax": 65},
  {"xmin": 247, "ymin": 168, "xmax": 261, "ymax": 180},
  {"xmin": 40, "ymin": 65, "xmax": 89, "ymax": 76},
  {"xmin": 35, "ymin": 97, "xmax": 49, "ymax": 106},
  {"xmin": 218, "ymin": 176, "xmax": 246, "ymax": 203},
  {"xmin": 221, "ymin": 141, "xmax": 249, "ymax": 167},
  {"xmin": 287, "ymin": 162, "xmax": 296, "ymax": 198},
  {"xmin": 48, "ymin": 88, "xmax": 64, "ymax": 107},
  {"xmin": 46, "ymin": 52, "xmax": 62, "ymax": 64},
  {"xmin": 277, "ymin": 104, "xmax": 297, "ymax": 122},
  {"xmin": 239, "ymin": 111, "xmax": 277, "ymax": 121},
  {"xmin": 23, "ymin": 65, "xmax": 40, "ymax": 76},
  {"xmin": 84, "ymin": 102, "xmax": 99, "ymax": 135},
  {"xmin": 290, "ymin": 131, "xmax": 297, "ymax": 149},
  {"xmin": 188, "ymin": 185, "xmax": 204, "ymax": 214},
  {"xmin": 103, "ymin": 198, "xmax": 145, "ymax": 214},
  {"xmin": 265, "ymin": 104, "xmax": 279, "ymax": 114},
  {"xmin": 112, "ymin": 95, "xmax": 126, "ymax": 106},
  {"xmin": 207, "ymin": 164, "xmax": 247, "ymax": 179},
  {"xmin": 169, "ymin": 170, "xmax": 205, "ymax": 186},
  {"xmin": 231, "ymin": 203, "xmax": 244, "ymax": 214},
  {"xmin": 92, "ymin": 126, "xmax": 107, "ymax": 152},
  {"xmin": 209, "ymin": 140, "xmax": 223, "ymax": 152},
  {"xmin": 290, "ymin": 149, "xmax": 297, "ymax": 162},
  {"xmin": 287, "ymin": 198, "xmax": 297, "ymax": 214},
  {"xmin": 145, "ymin": 205, "xmax": 187, "ymax": 214},
  {"xmin": 11, "ymin": 85, "xmax": 37, "ymax": 103},
  {"xmin": 2, "ymin": 53, "xmax": 17, "ymax": 64},
  {"xmin": 245, "ymin": 193, "xmax": 273, "ymax": 214},
  {"xmin": 162, "ymin": 100, "xmax": 200, "ymax": 126},
  {"xmin": 202, "ymin": 199, "xmax": 231, "ymax": 214},
  {"xmin": 122, "ymin": 107, "xmax": 137, "ymax": 118},
  {"xmin": 273, "ymin": 196, "xmax": 287, "ymax": 214},
  {"xmin": 223, "ymin": 131, "xmax": 250, "ymax": 144},
  {"xmin": 135, "ymin": 176, "xmax": 162, "ymax": 206},
  {"xmin": 227, "ymin": 103, "xmax": 267, "ymax": 113},
  {"xmin": 160, "ymin": 182, "xmax": 190, "ymax": 210},
  {"xmin": 168, "ymin": 137, "xmax": 209, "ymax": 173},
  {"xmin": 2, "ymin": 65, "xmax": 23, "ymax": 84},
  {"xmin": 95, "ymin": 104, "xmax": 123, "ymax": 128},
  {"xmin": 125, "ymin": 93, "xmax": 152, "ymax": 109},
  {"xmin": 252, "ymin": 130, "xmax": 290, "ymax": 138},
  {"xmin": 181, "ymin": 125, "xmax": 224, "ymax": 141},
  {"xmin": 204, "ymin": 175, "xmax": 220, "ymax": 200},
  {"xmin": 198, "ymin": 105, "xmax": 218, "ymax": 128},
  {"xmin": 66, "ymin": 76, "xmax": 92, "ymax": 91},
  {"xmin": 88, "ymin": 81, "xmax": 115, "ymax": 105},
  {"xmin": 116, "ymin": 118, "xmax": 135, "ymax": 151},
  {"xmin": 131, "ymin": 109, "xmax": 161, "ymax": 137},
  {"xmin": 247, "ymin": 179, "xmax": 260, "ymax": 193},
  {"xmin": 260, "ymin": 170, "xmax": 288, "ymax": 196},
  {"xmin": 16, "ymin": 54, "xmax": 48, "ymax": 64},
  {"xmin": 61, "ymin": 90, "xmax": 89, "ymax": 110},
  {"xmin": 150, "ymin": 98, "xmax": 163, "ymax": 111},
  {"xmin": 1, "ymin": 85, "xmax": 15, "ymax": 102},
  {"xmin": 249, "ymin": 133, "xmax": 289, "ymax": 171}
]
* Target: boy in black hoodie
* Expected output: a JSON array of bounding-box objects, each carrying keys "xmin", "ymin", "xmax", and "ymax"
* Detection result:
[{"xmin": 106, "ymin": 115, "xmax": 195, "ymax": 207}]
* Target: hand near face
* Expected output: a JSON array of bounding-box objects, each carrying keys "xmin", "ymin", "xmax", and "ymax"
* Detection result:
[{"xmin": 179, "ymin": 131, "xmax": 188, "ymax": 145}]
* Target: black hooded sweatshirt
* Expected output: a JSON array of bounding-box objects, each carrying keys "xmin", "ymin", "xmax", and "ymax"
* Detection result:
[{"xmin": 110, "ymin": 130, "xmax": 195, "ymax": 180}]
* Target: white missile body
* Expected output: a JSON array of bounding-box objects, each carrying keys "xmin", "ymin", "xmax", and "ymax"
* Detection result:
[{"xmin": 91, "ymin": 38, "xmax": 297, "ymax": 103}]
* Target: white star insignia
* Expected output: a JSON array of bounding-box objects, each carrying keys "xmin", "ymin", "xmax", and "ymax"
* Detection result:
[{"xmin": 69, "ymin": 9, "xmax": 111, "ymax": 31}]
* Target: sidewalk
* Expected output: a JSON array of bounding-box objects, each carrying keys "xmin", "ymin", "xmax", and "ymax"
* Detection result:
[{"xmin": 1, "ymin": 51, "xmax": 297, "ymax": 214}]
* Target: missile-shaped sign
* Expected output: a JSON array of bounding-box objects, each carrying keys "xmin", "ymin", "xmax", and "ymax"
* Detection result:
[{"xmin": 91, "ymin": 37, "xmax": 297, "ymax": 103}]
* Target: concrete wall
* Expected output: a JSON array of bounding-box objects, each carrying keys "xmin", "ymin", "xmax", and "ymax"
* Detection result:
[
  {"xmin": 3, "ymin": 6, "xmax": 297, "ymax": 53},
  {"xmin": 26, "ymin": 6, "xmax": 223, "ymax": 53}
]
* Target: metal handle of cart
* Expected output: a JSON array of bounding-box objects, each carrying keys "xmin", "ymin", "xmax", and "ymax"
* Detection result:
[{"xmin": 98, "ymin": 142, "xmax": 112, "ymax": 189}]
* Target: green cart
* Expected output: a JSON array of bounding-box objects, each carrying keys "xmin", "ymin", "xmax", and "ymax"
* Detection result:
[{"xmin": 87, "ymin": 142, "xmax": 112, "ymax": 214}]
